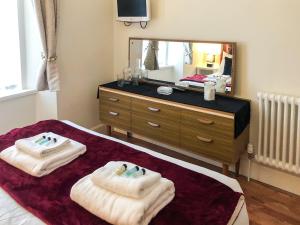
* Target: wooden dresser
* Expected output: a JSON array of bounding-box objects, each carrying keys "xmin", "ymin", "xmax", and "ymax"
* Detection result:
[{"xmin": 98, "ymin": 82, "xmax": 250, "ymax": 176}]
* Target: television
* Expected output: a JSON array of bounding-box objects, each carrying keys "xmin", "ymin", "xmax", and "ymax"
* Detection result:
[{"xmin": 116, "ymin": 0, "xmax": 151, "ymax": 22}]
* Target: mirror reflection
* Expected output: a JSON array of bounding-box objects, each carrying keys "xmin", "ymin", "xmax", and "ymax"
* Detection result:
[{"xmin": 129, "ymin": 38, "xmax": 235, "ymax": 94}]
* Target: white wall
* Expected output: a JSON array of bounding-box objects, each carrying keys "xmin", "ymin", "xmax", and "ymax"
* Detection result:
[
  {"xmin": 56, "ymin": 0, "xmax": 113, "ymax": 128},
  {"xmin": 35, "ymin": 91, "xmax": 58, "ymax": 121},
  {"xmin": 113, "ymin": 0, "xmax": 300, "ymax": 195},
  {"xmin": 0, "ymin": 95, "xmax": 36, "ymax": 135}
]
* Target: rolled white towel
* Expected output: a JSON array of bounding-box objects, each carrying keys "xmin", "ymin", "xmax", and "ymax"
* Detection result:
[
  {"xmin": 0, "ymin": 140, "xmax": 86, "ymax": 177},
  {"xmin": 71, "ymin": 175, "xmax": 175, "ymax": 225},
  {"xmin": 91, "ymin": 161, "xmax": 161, "ymax": 199},
  {"xmin": 15, "ymin": 132, "xmax": 70, "ymax": 158}
]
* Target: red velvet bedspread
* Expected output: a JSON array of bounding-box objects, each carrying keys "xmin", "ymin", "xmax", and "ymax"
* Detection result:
[
  {"xmin": 180, "ymin": 74, "xmax": 232, "ymax": 87},
  {"xmin": 0, "ymin": 120, "xmax": 242, "ymax": 225},
  {"xmin": 180, "ymin": 74, "xmax": 208, "ymax": 83}
]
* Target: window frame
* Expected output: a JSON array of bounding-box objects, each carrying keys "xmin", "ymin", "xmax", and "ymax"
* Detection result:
[{"xmin": 0, "ymin": 0, "xmax": 36, "ymax": 100}]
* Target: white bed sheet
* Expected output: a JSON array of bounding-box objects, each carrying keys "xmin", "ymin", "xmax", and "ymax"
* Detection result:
[
  {"xmin": 0, "ymin": 120, "xmax": 249, "ymax": 225},
  {"xmin": 180, "ymin": 80, "xmax": 232, "ymax": 92}
]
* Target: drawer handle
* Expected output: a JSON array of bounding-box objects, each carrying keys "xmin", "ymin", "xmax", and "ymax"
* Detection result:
[
  {"xmin": 148, "ymin": 107, "xmax": 160, "ymax": 112},
  {"xmin": 196, "ymin": 136, "xmax": 213, "ymax": 143},
  {"xmin": 197, "ymin": 118, "xmax": 214, "ymax": 125},
  {"xmin": 109, "ymin": 111, "xmax": 119, "ymax": 116},
  {"xmin": 108, "ymin": 97, "xmax": 119, "ymax": 102},
  {"xmin": 147, "ymin": 122, "xmax": 160, "ymax": 128}
]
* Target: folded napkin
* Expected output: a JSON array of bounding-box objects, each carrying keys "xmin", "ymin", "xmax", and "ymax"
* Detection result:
[
  {"xmin": 0, "ymin": 140, "xmax": 86, "ymax": 177},
  {"xmin": 15, "ymin": 132, "xmax": 70, "ymax": 158},
  {"xmin": 91, "ymin": 161, "xmax": 161, "ymax": 199},
  {"xmin": 71, "ymin": 175, "xmax": 175, "ymax": 225}
]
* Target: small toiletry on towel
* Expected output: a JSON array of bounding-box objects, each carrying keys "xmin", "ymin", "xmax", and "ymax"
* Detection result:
[
  {"xmin": 0, "ymin": 140, "xmax": 86, "ymax": 177},
  {"xmin": 115, "ymin": 163, "xmax": 127, "ymax": 175},
  {"xmin": 35, "ymin": 135, "xmax": 46, "ymax": 144},
  {"xmin": 15, "ymin": 132, "xmax": 70, "ymax": 158},
  {"xmin": 91, "ymin": 161, "xmax": 162, "ymax": 199},
  {"xmin": 133, "ymin": 168, "xmax": 146, "ymax": 177},
  {"xmin": 204, "ymin": 81, "xmax": 216, "ymax": 101},
  {"xmin": 125, "ymin": 165, "xmax": 140, "ymax": 177}
]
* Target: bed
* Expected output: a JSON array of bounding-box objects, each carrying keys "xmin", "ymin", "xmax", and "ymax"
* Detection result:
[
  {"xmin": 179, "ymin": 73, "xmax": 232, "ymax": 92},
  {"xmin": 0, "ymin": 120, "xmax": 249, "ymax": 225}
]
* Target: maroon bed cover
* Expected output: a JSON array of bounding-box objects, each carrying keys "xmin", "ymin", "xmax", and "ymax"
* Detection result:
[{"xmin": 0, "ymin": 120, "xmax": 242, "ymax": 225}]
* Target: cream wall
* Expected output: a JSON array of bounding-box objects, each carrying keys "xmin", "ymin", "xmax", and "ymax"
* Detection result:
[
  {"xmin": 57, "ymin": 0, "xmax": 113, "ymax": 128},
  {"xmin": 113, "ymin": 0, "xmax": 300, "ymax": 194},
  {"xmin": 0, "ymin": 95, "xmax": 36, "ymax": 135}
]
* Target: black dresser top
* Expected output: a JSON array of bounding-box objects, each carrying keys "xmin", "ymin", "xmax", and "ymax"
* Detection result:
[{"xmin": 99, "ymin": 81, "xmax": 250, "ymax": 138}]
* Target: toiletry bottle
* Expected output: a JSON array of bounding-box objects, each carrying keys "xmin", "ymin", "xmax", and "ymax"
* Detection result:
[
  {"xmin": 35, "ymin": 135, "xmax": 46, "ymax": 144},
  {"xmin": 40, "ymin": 137, "xmax": 51, "ymax": 145},
  {"xmin": 133, "ymin": 168, "xmax": 146, "ymax": 178},
  {"xmin": 125, "ymin": 166, "xmax": 139, "ymax": 177},
  {"xmin": 115, "ymin": 164, "xmax": 128, "ymax": 176}
]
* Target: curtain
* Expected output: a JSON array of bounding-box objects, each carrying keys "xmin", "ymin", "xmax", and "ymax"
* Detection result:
[
  {"xmin": 144, "ymin": 41, "xmax": 159, "ymax": 70},
  {"xmin": 33, "ymin": 0, "xmax": 60, "ymax": 91},
  {"xmin": 184, "ymin": 43, "xmax": 193, "ymax": 65}
]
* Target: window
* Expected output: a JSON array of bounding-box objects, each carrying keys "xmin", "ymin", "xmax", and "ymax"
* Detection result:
[
  {"xmin": 157, "ymin": 41, "xmax": 168, "ymax": 66},
  {"xmin": 0, "ymin": 0, "xmax": 22, "ymax": 95},
  {"xmin": 142, "ymin": 41, "xmax": 169, "ymax": 68}
]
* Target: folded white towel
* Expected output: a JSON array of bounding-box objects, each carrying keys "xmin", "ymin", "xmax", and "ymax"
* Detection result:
[
  {"xmin": 71, "ymin": 175, "xmax": 175, "ymax": 225},
  {"xmin": 91, "ymin": 161, "xmax": 161, "ymax": 199},
  {"xmin": 0, "ymin": 140, "xmax": 86, "ymax": 177},
  {"xmin": 15, "ymin": 132, "xmax": 70, "ymax": 158}
]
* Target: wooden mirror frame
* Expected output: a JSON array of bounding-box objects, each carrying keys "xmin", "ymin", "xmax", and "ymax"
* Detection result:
[{"xmin": 128, "ymin": 37, "xmax": 237, "ymax": 96}]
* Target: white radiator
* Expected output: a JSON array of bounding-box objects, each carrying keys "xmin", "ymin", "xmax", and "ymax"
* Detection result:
[{"xmin": 257, "ymin": 92, "xmax": 300, "ymax": 175}]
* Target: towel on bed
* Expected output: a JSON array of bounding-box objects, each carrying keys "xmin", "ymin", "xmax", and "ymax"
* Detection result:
[
  {"xmin": 71, "ymin": 175, "xmax": 175, "ymax": 225},
  {"xmin": 15, "ymin": 132, "xmax": 70, "ymax": 158},
  {"xmin": 0, "ymin": 140, "xmax": 86, "ymax": 177},
  {"xmin": 91, "ymin": 161, "xmax": 161, "ymax": 199}
]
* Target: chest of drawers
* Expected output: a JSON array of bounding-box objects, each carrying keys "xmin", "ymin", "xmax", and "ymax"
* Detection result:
[{"xmin": 99, "ymin": 83, "xmax": 250, "ymax": 176}]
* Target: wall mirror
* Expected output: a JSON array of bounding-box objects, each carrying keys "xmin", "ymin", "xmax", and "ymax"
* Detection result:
[{"xmin": 129, "ymin": 37, "xmax": 236, "ymax": 95}]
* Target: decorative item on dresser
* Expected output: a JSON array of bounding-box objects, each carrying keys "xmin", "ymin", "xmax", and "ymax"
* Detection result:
[{"xmin": 98, "ymin": 81, "xmax": 250, "ymax": 176}]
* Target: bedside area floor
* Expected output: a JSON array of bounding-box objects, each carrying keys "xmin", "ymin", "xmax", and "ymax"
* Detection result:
[{"xmin": 95, "ymin": 126, "xmax": 300, "ymax": 225}]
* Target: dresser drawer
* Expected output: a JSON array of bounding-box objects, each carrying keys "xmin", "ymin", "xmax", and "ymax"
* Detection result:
[
  {"xmin": 99, "ymin": 90, "xmax": 131, "ymax": 110},
  {"xmin": 132, "ymin": 98, "xmax": 180, "ymax": 122},
  {"xmin": 181, "ymin": 109, "xmax": 234, "ymax": 138},
  {"xmin": 181, "ymin": 126, "xmax": 234, "ymax": 163},
  {"xmin": 132, "ymin": 113, "xmax": 180, "ymax": 146},
  {"xmin": 99, "ymin": 105, "xmax": 131, "ymax": 130}
]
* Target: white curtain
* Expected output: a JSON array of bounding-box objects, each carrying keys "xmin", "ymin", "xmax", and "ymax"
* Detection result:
[{"xmin": 33, "ymin": 0, "xmax": 60, "ymax": 91}]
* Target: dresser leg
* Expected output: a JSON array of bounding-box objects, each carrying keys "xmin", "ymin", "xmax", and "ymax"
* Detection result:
[
  {"xmin": 127, "ymin": 132, "xmax": 132, "ymax": 138},
  {"xmin": 106, "ymin": 125, "xmax": 112, "ymax": 136},
  {"xmin": 235, "ymin": 159, "xmax": 240, "ymax": 177},
  {"xmin": 222, "ymin": 164, "xmax": 229, "ymax": 176}
]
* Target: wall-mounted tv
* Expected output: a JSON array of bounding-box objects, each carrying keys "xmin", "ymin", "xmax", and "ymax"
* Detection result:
[{"xmin": 116, "ymin": 0, "xmax": 151, "ymax": 22}]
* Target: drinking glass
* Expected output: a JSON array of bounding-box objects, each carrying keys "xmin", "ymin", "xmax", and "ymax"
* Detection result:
[
  {"xmin": 117, "ymin": 73, "xmax": 125, "ymax": 87},
  {"xmin": 123, "ymin": 67, "xmax": 132, "ymax": 84},
  {"xmin": 141, "ymin": 69, "xmax": 149, "ymax": 80}
]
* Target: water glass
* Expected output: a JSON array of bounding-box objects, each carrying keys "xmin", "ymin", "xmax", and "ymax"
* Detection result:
[
  {"xmin": 117, "ymin": 73, "xmax": 125, "ymax": 87},
  {"xmin": 123, "ymin": 67, "xmax": 132, "ymax": 84}
]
